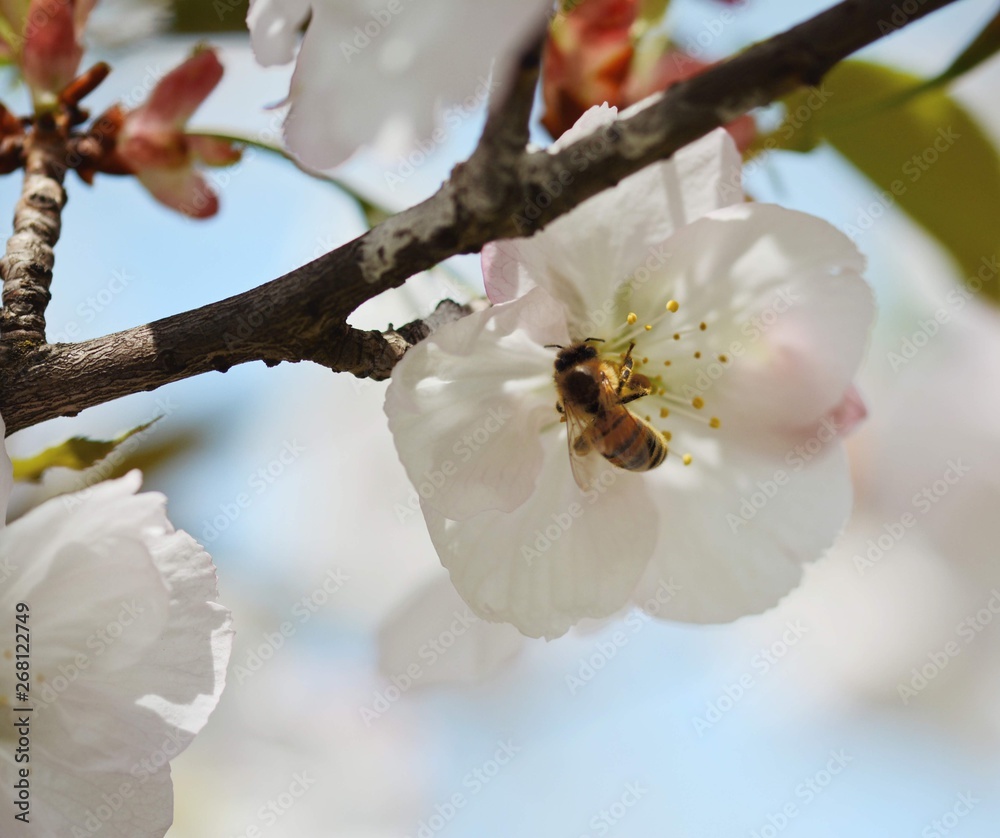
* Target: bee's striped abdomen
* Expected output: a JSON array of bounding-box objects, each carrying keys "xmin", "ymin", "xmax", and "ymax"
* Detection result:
[{"xmin": 599, "ymin": 411, "xmax": 668, "ymax": 472}]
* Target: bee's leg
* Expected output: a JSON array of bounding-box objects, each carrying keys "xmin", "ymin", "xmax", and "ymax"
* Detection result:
[
  {"xmin": 619, "ymin": 391, "xmax": 646, "ymax": 405},
  {"xmin": 555, "ymin": 401, "xmax": 567, "ymax": 422},
  {"xmin": 620, "ymin": 372, "xmax": 653, "ymax": 405},
  {"xmin": 616, "ymin": 342, "xmax": 636, "ymax": 396}
]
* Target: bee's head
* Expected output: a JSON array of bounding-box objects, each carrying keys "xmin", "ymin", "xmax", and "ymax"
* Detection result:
[{"xmin": 553, "ymin": 342, "xmax": 599, "ymax": 373}]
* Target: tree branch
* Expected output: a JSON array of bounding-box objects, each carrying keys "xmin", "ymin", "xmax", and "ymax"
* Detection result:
[
  {"xmin": 1, "ymin": 124, "xmax": 66, "ymax": 344},
  {"xmin": 0, "ymin": 0, "xmax": 964, "ymax": 433}
]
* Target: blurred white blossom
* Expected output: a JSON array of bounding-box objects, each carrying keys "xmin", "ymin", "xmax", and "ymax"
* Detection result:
[
  {"xmin": 0, "ymin": 418, "xmax": 232, "ymax": 836},
  {"xmin": 246, "ymin": 0, "xmax": 549, "ymax": 167}
]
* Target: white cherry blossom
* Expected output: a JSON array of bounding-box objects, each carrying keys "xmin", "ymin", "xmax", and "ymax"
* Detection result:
[
  {"xmin": 385, "ymin": 107, "xmax": 875, "ymax": 639},
  {"xmin": 246, "ymin": 0, "xmax": 549, "ymax": 167},
  {"xmin": 0, "ymin": 419, "xmax": 232, "ymax": 836}
]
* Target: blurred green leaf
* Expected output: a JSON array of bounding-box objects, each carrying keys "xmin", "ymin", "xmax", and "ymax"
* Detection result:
[
  {"xmin": 12, "ymin": 419, "xmax": 161, "ymax": 482},
  {"xmin": 809, "ymin": 61, "xmax": 1000, "ymax": 303},
  {"xmin": 638, "ymin": 0, "xmax": 671, "ymax": 28},
  {"xmin": 936, "ymin": 7, "xmax": 1000, "ymax": 85},
  {"xmin": 171, "ymin": 0, "xmax": 248, "ymax": 33}
]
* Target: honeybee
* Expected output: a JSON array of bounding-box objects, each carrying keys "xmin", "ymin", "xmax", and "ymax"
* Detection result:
[{"xmin": 552, "ymin": 340, "xmax": 669, "ymax": 490}]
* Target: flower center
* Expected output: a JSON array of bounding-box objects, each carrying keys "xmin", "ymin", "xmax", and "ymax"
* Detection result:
[{"xmin": 578, "ymin": 298, "xmax": 728, "ymax": 467}]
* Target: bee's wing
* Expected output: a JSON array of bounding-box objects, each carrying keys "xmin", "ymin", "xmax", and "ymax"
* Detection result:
[{"xmin": 561, "ymin": 404, "xmax": 604, "ymax": 492}]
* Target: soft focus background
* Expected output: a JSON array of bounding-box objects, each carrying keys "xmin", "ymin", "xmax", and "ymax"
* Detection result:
[{"xmin": 7, "ymin": 0, "xmax": 1000, "ymax": 834}]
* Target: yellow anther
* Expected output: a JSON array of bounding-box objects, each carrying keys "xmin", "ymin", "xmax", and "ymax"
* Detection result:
[
  {"xmin": 642, "ymin": 357, "xmax": 649, "ymax": 364},
  {"xmin": 664, "ymin": 431, "xmax": 672, "ymax": 441},
  {"xmin": 718, "ymin": 354, "xmax": 728, "ymax": 363},
  {"xmin": 693, "ymin": 351, "xmax": 701, "ymax": 359},
  {"xmin": 666, "ymin": 300, "xmax": 680, "ymax": 312},
  {"xmin": 692, "ymin": 397, "xmax": 705, "ymax": 409},
  {"xmin": 709, "ymin": 417, "xmax": 721, "ymax": 429},
  {"xmin": 627, "ymin": 312, "xmax": 638, "ymax": 325},
  {"xmin": 644, "ymin": 324, "xmax": 652, "ymax": 331},
  {"xmin": 673, "ymin": 333, "xmax": 681, "ymax": 341},
  {"xmin": 659, "ymin": 407, "xmax": 669, "ymax": 419},
  {"xmin": 699, "ymin": 321, "xmax": 707, "ymax": 331},
  {"xmin": 682, "ymin": 453, "xmax": 693, "ymax": 466},
  {"xmin": 663, "ymin": 360, "xmax": 672, "ymax": 366}
]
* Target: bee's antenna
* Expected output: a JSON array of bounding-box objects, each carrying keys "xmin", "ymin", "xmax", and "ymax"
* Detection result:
[
  {"xmin": 584, "ymin": 337, "xmax": 605, "ymax": 343},
  {"xmin": 544, "ymin": 344, "xmax": 564, "ymax": 350}
]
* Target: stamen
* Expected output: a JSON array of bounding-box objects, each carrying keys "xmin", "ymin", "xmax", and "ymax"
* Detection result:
[
  {"xmin": 682, "ymin": 453, "xmax": 693, "ymax": 466},
  {"xmin": 693, "ymin": 351, "xmax": 701, "ymax": 359},
  {"xmin": 663, "ymin": 360, "xmax": 672, "ymax": 366},
  {"xmin": 699, "ymin": 321, "xmax": 707, "ymax": 331},
  {"xmin": 692, "ymin": 397, "xmax": 704, "ymax": 410},
  {"xmin": 709, "ymin": 417, "xmax": 721, "ymax": 429},
  {"xmin": 718, "ymin": 354, "xmax": 729, "ymax": 363},
  {"xmin": 659, "ymin": 407, "xmax": 669, "ymax": 418},
  {"xmin": 666, "ymin": 300, "xmax": 680, "ymax": 312},
  {"xmin": 626, "ymin": 312, "xmax": 638, "ymax": 325},
  {"xmin": 644, "ymin": 324, "xmax": 652, "ymax": 331}
]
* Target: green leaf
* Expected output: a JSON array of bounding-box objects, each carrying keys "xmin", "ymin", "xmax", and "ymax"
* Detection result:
[
  {"xmin": 807, "ymin": 61, "xmax": 1000, "ymax": 302},
  {"xmin": 637, "ymin": 0, "xmax": 671, "ymax": 28},
  {"xmin": 171, "ymin": 0, "xmax": 249, "ymax": 33},
  {"xmin": 936, "ymin": 7, "xmax": 1000, "ymax": 85},
  {"xmin": 12, "ymin": 419, "xmax": 161, "ymax": 482}
]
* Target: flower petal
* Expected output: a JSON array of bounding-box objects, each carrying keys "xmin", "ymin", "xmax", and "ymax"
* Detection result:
[
  {"xmin": 247, "ymin": 0, "xmax": 312, "ymax": 66},
  {"xmin": 626, "ymin": 202, "xmax": 873, "ymax": 432},
  {"xmin": 251, "ymin": 0, "xmax": 548, "ymax": 168},
  {"xmin": 483, "ymin": 122, "xmax": 742, "ymax": 326},
  {"xmin": 189, "ymin": 134, "xmax": 243, "ymax": 166},
  {"xmin": 424, "ymin": 438, "xmax": 658, "ymax": 639},
  {"xmin": 136, "ymin": 165, "xmax": 219, "ymax": 218},
  {"xmin": 128, "ymin": 48, "xmax": 224, "ymax": 135},
  {"xmin": 385, "ymin": 287, "xmax": 570, "ymax": 520},
  {"xmin": 21, "ymin": 0, "xmax": 89, "ymax": 102},
  {"xmin": 0, "ymin": 761, "xmax": 173, "ymax": 837},
  {"xmin": 378, "ymin": 575, "xmax": 524, "ymax": 685},
  {"xmin": 634, "ymin": 433, "xmax": 853, "ymax": 623}
]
